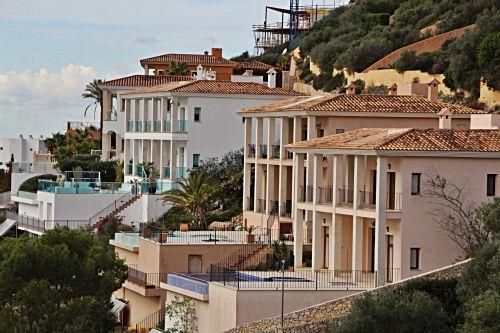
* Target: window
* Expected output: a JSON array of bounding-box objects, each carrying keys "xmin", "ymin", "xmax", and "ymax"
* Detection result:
[
  {"xmin": 194, "ymin": 107, "xmax": 201, "ymax": 122},
  {"xmin": 411, "ymin": 173, "xmax": 421, "ymax": 195},
  {"xmin": 335, "ymin": 129, "xmax": 345, "ymax": 134},
  {"xmin": 193, "ymin": 154, "xmax": 200, "ymax": 168},
  {"xmin": 188, "ymin": 255, "xmax": 202, "ymax": 273},
  {"xmin": 487, "ymin": 174, "xmax": 497, "ymax": 196},
  {"xmin": 410, "ymin": 248, "xmax": 420, "ymax": 270},
  {"xmin": 319, "ymin": 129, "xmax": 325, "ymax": 137}
]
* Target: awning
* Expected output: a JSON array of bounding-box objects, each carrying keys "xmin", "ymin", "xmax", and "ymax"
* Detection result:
[
  {"xmin": 111, "ymin": 298, "xmax": 127, "ymax": 315},
  {"xmin": 0, "ymin": 219, "xmax": 16, "ymax": 237}
]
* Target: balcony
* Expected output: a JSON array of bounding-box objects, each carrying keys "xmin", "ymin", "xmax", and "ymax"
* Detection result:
[
  {"xmin": 164, "ymin": 166, "xmax": 171, "ymax": 178},
  {"xmin": 256, "ymin": 199, "xmax": 266, "ymax": 213},
  {"xmin": 38, "ymin": 180, "xmax": 130, "ymax": 195},
  {"xmin": 245, "ymin": 196, "xmax": 254, "ymax": 211},
  {"xmin": 163, "ymin": 120, "xmax": 172, "ymax": 132},
  {"xmin": 284, "ymin": 148, "xmax": 293, "ymax": 160},
  {"xmin": 337, "ymin": 188, "xmax": 354, "ymax": 206},
  {"xmin": 259, "ymin": 144, "xmax": 268, "ymax": 159},
  {"xmin": 317, "ymin": 185, "xmax": 333, "ymax": 204},
  {"xmin": 247, "ymin": 144, "xmax": 256, "ymax": 158},
  {"xmin": 103, "ymin": 111, "xmax": 117, "ymax": 121},
  {"xmin": 176, "ymin": 167, "xmax": 187, "ymax": 179},
  {"xmin": 298, "ymin": 185, "xmax": 314, "ymax": 202},
  {"xmin": 270, "ymin": 145, "xmax": 280, "ymax": 159},
  {"xmin": 177, "ymin": 120, "xmax": 188, "ymax": 133},
  {"xmin": 127, "ymin": 120, "xmax": 134, "ymax": 132},
  {"xmin": 112, "ymin": 232, "xmax": 140, "ymax": 249},
  {"xmin": 153, "ymin": 120, "xmax": 161, "ymax": 132},
  {"xmin": 135, "ymin": 120, "xmax": 143, "ymax": 132},
  {"xmin": 144, "ymin": 120, "xmax": 152, "ymax": 132},
  {"xmin": 280, "ymin": 201, "xmax": 292, "ymax": 218}
]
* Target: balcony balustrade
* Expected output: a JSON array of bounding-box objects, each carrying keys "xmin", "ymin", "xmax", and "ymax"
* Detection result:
[
  {"xmin": 163, "ymin": 166, "xmax": 171, "ymax": 178},
  {"xmin": 177, "ymin": 120, "xmax": 188, "ymax": 133},
  {"xmin": 256, "ymin": 199, "xmax": 266, "ymax": 213},
  {"xmin": 176, "ymin": 167, "xmax": 187, "ymax": 179},
  {"xmin": 245, "ymin": 196, "xmax": 254, "ymax": 211},
  {"xmin": 280, "ymin": 201, "xmax": 292, "ymax": 218},
  {"xmin": 153, "ymin": 120, "xmax": 161, "ymax": 132},
  {"xmin": 145, "ymin": 121, "xmax": 152, "ymax": 132},
  {"xmin": 247, "ymin": 144, "xmax": 256, "ymax": 158},
  {"xmin": 135, "ymin": 121, "xmax": 143, "ymax": 132},
  {"xmin": 317, "ymin": 185, "xmax": 333, "ymax": 204},
  {"xmin": 163, "ymin": 120, "xmax": 172, "ymax": 132},
  {"xmin": 271, "ymin": 145, "xmax": 280, "ymax": 159},
  {"xmin": 337, "ymin": 187, "xmax": 354, "ymax": 206},
  {"xmin": 284, "ymin": 148, "xmax": 293, "ymax": 160},
  {"xmin": 259, "ymin": 144, "xmax": 268, "ymax": 159},
  {"xmin": 127, "ymin": 120, "xmax": 134, "ymax": 132}
]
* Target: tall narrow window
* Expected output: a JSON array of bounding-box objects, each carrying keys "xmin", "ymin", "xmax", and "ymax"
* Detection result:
[
  {"xmin": 410, "ymin": 248, "xmax": 420, "ymax": 270},
  {"xmin": 487, "ymin": 174, "xmax": 497, "ymax": 196},
  {"xmin": 411, "ymin": 173, "xmax": 421, "ymax": 195},
  {"xmin": 194, "ymin": 107, "xmax": 201, "ymax": 122},
  {"xmin": 193, "ymin": 154, "xmax": 200, "ymax": 168}
]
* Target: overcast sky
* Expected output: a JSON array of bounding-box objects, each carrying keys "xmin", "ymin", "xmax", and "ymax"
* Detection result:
[{"xmin": 0, "ymin": 0, "xmax": 300, "ymax": 138}]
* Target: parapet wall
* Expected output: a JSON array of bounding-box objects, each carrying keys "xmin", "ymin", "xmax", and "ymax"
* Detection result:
[{"xmin": 227, "ymin": 260, "xmax": 470, "ymax": 333}]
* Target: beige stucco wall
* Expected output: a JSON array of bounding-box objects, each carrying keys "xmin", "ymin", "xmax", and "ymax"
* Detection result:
[
  {"xmin": 479, "ymin": 82, "xmax": 500, "ymax": 108},
  {"xmin": 399, "ymin": 156, "xmax": 500, "ymax": 278},
  {"xmin": 188, "ymin": 283, "xmax": 356, "ymax": 333},
  {"xmin": 116, "ymin": 287, "xmax": 162, "ymax": 327}
]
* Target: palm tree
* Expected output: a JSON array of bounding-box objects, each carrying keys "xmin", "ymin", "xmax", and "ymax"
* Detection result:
[
  {"xmin": 82, "ymin": 79, "xmax": 103, "ymax": 148},
  {"xmin": 163, "ymin": 171, "xmax": 217, "ymax": 230},
  {"xmin": 167, "ymin": 62, "xmax": 190, "ymax": 76}
]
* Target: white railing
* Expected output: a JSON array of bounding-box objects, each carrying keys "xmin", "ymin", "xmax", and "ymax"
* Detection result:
[
  {"xmin": 33, "ymin": 153, "xmax": 56, "ymax": 163},
  {"xmin": 89, "ymin": 193, "xmax": 136, "ymax": 225}
]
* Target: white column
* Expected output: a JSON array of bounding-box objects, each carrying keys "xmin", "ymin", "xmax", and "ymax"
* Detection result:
[
  {"xmin": 290, "ymin": 116, "xmax": 302, "ymax": 218},
  {"xmin": 331, "ymin": 214, "xmax": 343, "ymax": 270},
  {"xmin": 305, "ymin": 117, "xmax": 317, "ymax": 222},
  {"xmin": 265, "ymin": 165, "xmax": 275, "ymax": 214},
  {"xmin": 243, "ymin": 117, "xmax": 253, "ymax": 211},
  {"xmin": 311, "ymin": 154, "xmax": 323, "ymax": 270},
  {"xmin": 170, "ymin": 141, "xmax": 176, "ymax": 180},
  {"xmin": 375, "ymin": 156, "xmax": 388, "ymax": 286},
  {"xmin": 267, "ymin": 117, "xmax": 275, "ymax": 159},
  {"xmin": 293, "ymin": 153, "xmax": 305, "ymax": 268},
  {"xmin": 254, "ymin": 118, "xmax": 264, "ymax": 212}
]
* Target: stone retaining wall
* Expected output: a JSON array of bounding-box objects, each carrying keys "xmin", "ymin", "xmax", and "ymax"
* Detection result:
[{"xmin": 227, "ymin": 260, "xmax": 471, "ymax": 333}]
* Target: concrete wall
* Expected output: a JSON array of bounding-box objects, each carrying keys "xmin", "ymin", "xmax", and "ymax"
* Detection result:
[{"xmin": 116, "ymin": 287, "xmax": 163, "ymax": 328}]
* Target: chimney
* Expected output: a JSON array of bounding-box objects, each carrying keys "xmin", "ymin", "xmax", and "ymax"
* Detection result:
[
  {"xmin": 211, "ymin": 48, "xmax": 223, "ymax": 62},
  {"xmin": 428, "ymin": 78, "xmax": 440, "ymax": 102},
  {"xmin": 196, "ymin": 64, "xmax": 204, "ymax": 80},
  {"xmin": 345, "ymin": 83, "xmax": 356, "ymax": 95},
  {"xmin": 204, "ymin": 50, "xmax": 209, "ymax": 56},
  {"xmin": 267, "ymin": 68, "xmax": 277, "ymax": 88},
  {"xmin": 389, "ymin": 83, "xmax": 398, "ymax": 95},
  {"xmin": 438, "ymin": 107, "xmax": 453, "ymax": 129}
]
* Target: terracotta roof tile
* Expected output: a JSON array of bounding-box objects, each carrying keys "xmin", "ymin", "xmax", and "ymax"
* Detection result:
[
  {"xmin": 140, "ymin": 53, "xmax": 235, "ymax": 66},
  {"xmin": 235, "ymin": 61, "xmax": 274, "ymax": 71},
  {"xmin": 240, "ymin": 94, "xmax": 484, "ymax": 115},
  {"xmin": 98, "ymin": 75, "xmax": 194, "ymax": 88},
  {"xmin": 123, "ymin": 80, "xmax": 306, "ymax": 97},
  {"xmin": 287, "ymin": 128, "xmax": 500, "ymax": 153}
]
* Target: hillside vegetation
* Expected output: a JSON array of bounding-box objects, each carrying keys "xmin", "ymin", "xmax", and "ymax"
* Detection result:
[{"xmin": 299, "ymin": 0, "xmax": 499, "ymax": 97}]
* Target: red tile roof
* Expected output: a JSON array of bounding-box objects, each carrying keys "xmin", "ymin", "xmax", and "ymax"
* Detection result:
[
  {"xmin": 239, "ymin": 94, "xmax": 484, "ymax": 115},
  {"xmin": 140, "ymin": 53, "xmax": 235, "ymax": 66},
  {"xmin": 98, "ymin": 75, "xmax": 194, "ymax": 88},
  {"xmin": 287, "ymin": 128, "xmax": 500, "ymax": 153},
  {"xmin": 235, "ymin": 61, "xmax": 274, "ymax": 71},
  {"xmin": 122, "ymin": 80, "xmax": 306, "ymax": 97}
]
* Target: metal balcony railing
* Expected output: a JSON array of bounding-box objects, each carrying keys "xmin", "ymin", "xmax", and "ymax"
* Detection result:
[
  {"xmin": 317, "ymin": 185, "xmax": 333, "ymax": 204},
  {"xmin": 256, "ymin": 199, "xmax": 266, "ymax": 213},
  {"xmin": 245, "ymin": 196, "xmax": 254, "ymax": 211},
  {"xmin": 259, "ymin": 144, "xmax": 268, "ymax": 159},
  {"xmin": 247, "ymin": 144, "xmax": 256, "ymax": 158},
  {"xmin": 127, "ymin": 266, "xmax": 167, "ymax": 289},
  {"xmin": 337, "ymin": 187, "xmax": 354, "ymax": 206},
  {"xmin": 271, "ymin": 145, "xmax": 280, "ymax": 159},
  {"xmin": 284, "ymin": 148, "xmax": 293, "ymax": 160},
  {"xmin": 280, "ymin": 201, "xmax": 292, "ymax": 218},
  {"xmin": 127, "ymin": 120, "xmax": 134, "ymax": 132}
]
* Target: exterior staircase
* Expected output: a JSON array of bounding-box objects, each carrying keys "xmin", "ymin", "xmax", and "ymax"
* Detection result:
[
  {"xmin": 216, "ymin": 243, "xmax": 271, "ymax": 270},
  {"xmin": 237, "ymin": 246, "xmax": 273, "ymax": 270},
  {"xmin": 92, "ymin": 194, "xmax": 141, "ymax": 230}
]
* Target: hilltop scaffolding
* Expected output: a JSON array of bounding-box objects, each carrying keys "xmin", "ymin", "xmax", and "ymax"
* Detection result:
[{"xmin": 252, "ymin": 1, "xmax": 349, "ymax": 55}]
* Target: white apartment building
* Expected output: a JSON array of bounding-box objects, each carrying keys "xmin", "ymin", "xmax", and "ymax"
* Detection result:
[
  {"xmin": 98, "ymin": 75, "xmax": 195, "ymax": 161},
  {"xmin": 0, "ymin": 136, "xmax": 47, "ymax": 171},
  {"xmin": 119, "ymin": 80, "xmax": 304, "ymax": 190},
  {"xmin": 238, "ymin": 82, "xmax": 485, "ymax": 242}
]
